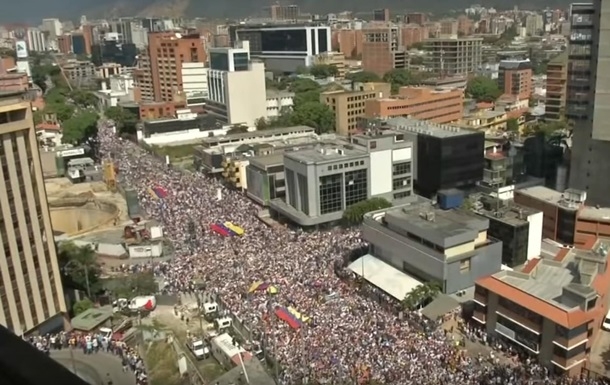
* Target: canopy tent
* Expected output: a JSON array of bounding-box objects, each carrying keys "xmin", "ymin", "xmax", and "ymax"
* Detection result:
[
  {"xmin": 348, "ymin": 254, "xmax": 423, "ymax": 301},
  {"xmin": 275, "ymin": 307, "xmax": 301, "ymax": 329}
]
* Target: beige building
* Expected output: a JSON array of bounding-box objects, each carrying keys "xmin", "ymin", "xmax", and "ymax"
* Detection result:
[
  {"xmin": 320, "ymin": 82, "xmax": 391, "ymax": 135},
  {"xmin": 313, "ymin": 52, "xmax": 347, "ymax": 80},
  {"xmin": 0, "ymin": 90, "xmax": 67, "ymax": 335}
]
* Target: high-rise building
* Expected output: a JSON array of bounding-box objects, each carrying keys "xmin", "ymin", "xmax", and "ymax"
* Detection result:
[
  {"xmin": 406, "ymin": 12, "xmax": 427, "ymax": 25},
  {"xmin": 400, "ymin": 24, "xmax": 427, "ymax": 48},
  {"xmin": 439, "ymin": 18, "xmax": 459, "ymax": 37},
  {"xmin": 545, "ymin": 51, "xmax": 568, "ymax": 121},
  {"xmin": 41, "ymin": 18, "xmax": 62, "ymax": 40},
  {"xmin": 56, "ymin": 34, "xmax": 72, "ymax": 55},
  {"xmin": 497, "ymin": 59, "xmax": 533, "ymax": 101},
  {"xmin": 361, "ymin": 25, "xmax": 408, "ymax": 76},
  {"xmin": 71, "ymin": 33, "xmax": 87, "ymax": 55},
  {"xmin": 567, "ymin": 3, "xmax": 610, "ymax": 206},
  {"xmin": 205, "ymin": 41, "xmax": 267, "ymax": 126},
  {"xmin": 525, "ymin": 14, "xmax": 544, "ymax": 36},
  {"xmin": 0, "ymin": 90, "xmax": 67, "ymax": 335},
  {"xmin": 26, "ymin": 28, "xmax": 46, "ymax": 53},
  {"xmin": 424, "ymin": 37, "xmax": 483, "ymax": 77},
  {"xmin": 334, "ymin": 29, "xmax": 363, "ymax": 59},
  {"xmin": 147, "ymin": 32, "xmax": 207, "ymax": 103},
  {"xmin": 229, "ymin": 25, "xmax": 331, "ymax": 73},
  {"xmin": 373, "ymin": 9, "xmax": 390, "ymax": 22},
  {"xmin": 266, "ymin": 4, "xmax": 299, "ymax": 20}
]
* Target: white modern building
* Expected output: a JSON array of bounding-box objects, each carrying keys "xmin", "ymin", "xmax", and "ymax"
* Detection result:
[
  {"xmin": 96, "ymin": 73, "xmax": 137, "ymax": 109},
  {"xmin": 26, "ymin": 28, "xmax": 47, "ymax": 52},
  {"xmin": 182, "ymin": 62, "xmax": 208, "ymax": 107},
  {"xmin": 41, "ymin": 18, "xmax": 62, "ymax": 39},
  {"xmin": 206, "ymin": 41, "xmax": 267, "ymax": 127},
  {"xmin": 266, "ymin": 89, "xmax": 294, "ymax": 118}
]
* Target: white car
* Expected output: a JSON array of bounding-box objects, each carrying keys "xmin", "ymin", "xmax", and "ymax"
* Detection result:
[
  {"xmin": 187, "ymin": 338, "xmax": 209, "ymax": 360},
  {"xmin": 603, "ymin": 311, "xmax": 610, "ymax": 331}
]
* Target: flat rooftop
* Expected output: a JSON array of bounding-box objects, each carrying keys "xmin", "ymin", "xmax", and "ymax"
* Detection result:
[
  {"xmin": 492, "ymin": 238, "xmax": 608, "ymax": 311},
  {"xmin": 248, "ymin": 153, "xmax": 284, "ymax": 168},
  {"xmin": 475, "ymin": 202, "xmax": 539, "ymax": 227},
  {"xmin": 517, "ymin": 186, "xmax": 585, "ymax": 210},
  {"xmin": 200, "ymin": 125, "xmax": 315, "ymax": 144},
  {"xmin": 286, "ymin": 145, "xmax": 366, "ymax": 164},
  {"xmin": 578, "ymin": 206, "xmax": 610, "ymax": 222},
  {"xmin": 389, "ymin": 204, "xmax": 487, "ymax": 237},
  {"xmin": 384, "ymin": 116, "xmax": 476, "ymax": 138}
]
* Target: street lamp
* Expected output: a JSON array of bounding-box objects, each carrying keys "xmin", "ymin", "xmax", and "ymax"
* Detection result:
[{"xmin": 64, "ymin": 260, "xmax": 92, "ymax": 299}]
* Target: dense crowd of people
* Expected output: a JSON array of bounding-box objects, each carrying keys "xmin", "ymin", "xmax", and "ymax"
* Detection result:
[
  {"xmin": 98, "ymin": 121, "xmax": 608, "ymax": 385},
  {"xmin": 29, "ymin": 331, "xmax": 147, "ymax": 384}
]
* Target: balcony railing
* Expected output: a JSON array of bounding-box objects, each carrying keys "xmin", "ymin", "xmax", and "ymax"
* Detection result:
[
  {"xmin": 551, "ymin": 352, "xmax": 587, "ymax": 371},
  {"xmin": 473, "ymin": 310, "xmax": 486, "ymax": 324},
  {"xmin": 474, "ymin": 292, "xmax": 487, "ymax": 305},
  {"xmin": 553, "ymin": 331, "xmax": 588, "ymax": 350},
  {"xmin": 496, "ymin": 306, "xmax": 542, "ymax": 334}
]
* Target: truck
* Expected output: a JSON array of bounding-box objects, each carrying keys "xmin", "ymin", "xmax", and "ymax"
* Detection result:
[
  {"xmin": 113, "ymin": 295, "xmax": 156, "ymax": 314},
  {"xmin": 187, "ymin": 337, "xmax": 209, "ymax": 360}
]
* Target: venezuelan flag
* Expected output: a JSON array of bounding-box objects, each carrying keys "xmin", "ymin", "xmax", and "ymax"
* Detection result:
[
  {"xmin": 148, "ymin": 187, "xmax": 158, "ymax": 200},
  {"xmin": 288, "ymin": 306, "xmax": 310, "ymax": 323}
]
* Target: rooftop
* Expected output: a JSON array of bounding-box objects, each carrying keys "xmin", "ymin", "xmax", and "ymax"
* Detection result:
[
  {"xmin": 70, "ymin": 306, "xmax": 113, "ymax": 331},
  {"xmin": 477, "ymin": 237, "xmax": 610, "ymax": 328},
  {"xmin": 516, "ymin": 186, "xmax": 586, "ymax": 210},
  {"xmin": 248, "ymin": 153, "xmax": 285, "ymax": 169},
  {"xmin": 200, "ymin": 126, "xmax": 315, "ymax": 144},
  {"xmin": 579, "ymin": 206, "xmax": 610, "ymax": 222},
  {"xmin": 383, "ymin": 116, "xmax": 475, "ymax": 138},
  {"xmin": 285, "ymin": 145, "xmax": 366, "ymax": 164},
  {"xmin": 266, "ymin": 89, "xmax": 295, "ymax": 98},
  {"xmin": 474, "ymin": 201, "xmax": 540, "ymax": 227}
]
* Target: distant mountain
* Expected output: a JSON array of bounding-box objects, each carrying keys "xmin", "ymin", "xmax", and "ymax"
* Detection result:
[{"xmin": 1, "ymin": 0, "xmax": 574, "ymax": 24}]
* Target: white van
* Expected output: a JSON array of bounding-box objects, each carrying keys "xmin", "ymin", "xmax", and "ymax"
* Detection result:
[
  {"xmin": 214, "ymin": 317, "xmax": 232, "ymax": 331},
  {"xmin": 99, "ymin": 327, "xmax": 113, "ymax": 341},
  {"xmin": 203, "ymin": 302, "xmax": 218, "ymax": 315}
]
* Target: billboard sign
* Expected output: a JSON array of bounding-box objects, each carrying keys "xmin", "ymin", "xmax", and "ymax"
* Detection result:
[{"xmin": 15, "ymin": 40, "xmax": 28, "ymax": 59}]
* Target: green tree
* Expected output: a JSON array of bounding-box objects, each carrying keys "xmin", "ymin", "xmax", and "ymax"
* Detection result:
[
  {"xmin": 71, "ymin": 89, "xmax": 98, "ymax": 108},
  {"xmin": 61, "ymin": 111, "xmax": 98, "ymax": 144},
  {"xmin": 33, "ymin": 110, "xmax": 43, "ymax": 126},
  {"xmin": 402, "ymin": 282, "xmax": 441, "ymax": 311},
  {"xmin": 289, "ymin": 78, "xmax": 321, "ymax": 94},
  {"xmin": 383, "ymin": 69, "xmax": 418, "ymax": 93},
  {"xmin": 309, "ymin": 64, "xmax": 339, "ymax": 78},
  {"xmin": 290, "ymin": 101, "xmax": 335, "ymax": 134},
  {"xmin": 254, "ymin": 117, "xmax": 270, "ymax": 130},
  {"xmin": 57, "ymin": 241, "xmax": 101, "ymax": 295},
  {"xmin": 522, "ymin": 120, "xmax": 566, "ymax": 137},
  {"xmin": 113, "ymin": 272, "xmax": 158, "ymax": 298},
  {"xmin": 46, "ymin": 103, "xmax": 75, "ymax": 122},
  {"xmin": 346, "ymin": 71, "xmax": 381, "ymax": 83},
  {"xmin": 227, "ymin": 124, "xmax": 249, "ymax": 135},
  {"xmin": 73, "ymin": 298, "xmax": 94, "ymax": 315},
  {"xmin": 342, "ymin": 197, "xmax": 392, "ymax": 226},
  {"xmin": 506, "ymin": 118, "xmax": 520, "ymax": 132},
  {"xmin": 410, "ymin": 56, "xmax": 425, "ymax": 65},
  {"xmin": 294, "ymin": 90, "xmax": 322, "ymax": 106},
  {"xmin": 466, "ymin": 76, "xmax": 502, "ymax": 102},
  {"xmin": 105, "ymin": 106, "xmax": 138, "ymax": 135}
]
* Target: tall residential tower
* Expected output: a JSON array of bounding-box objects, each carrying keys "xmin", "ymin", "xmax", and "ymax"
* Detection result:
[
  {"xmin": 567, "ymin": 3, "xmax": 610, "ymax": 206},
  {"xmin": 0, "ymin": 91, "xmax": 67, "ymax": 335}
]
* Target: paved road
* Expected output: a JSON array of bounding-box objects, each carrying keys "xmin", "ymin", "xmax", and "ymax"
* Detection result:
[{"xmin": 51, "ymin": 349, "xmax": 136, "ymax": 385}]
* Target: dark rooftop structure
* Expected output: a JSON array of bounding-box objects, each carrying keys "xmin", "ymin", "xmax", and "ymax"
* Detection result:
[
  {"xmin": 142, "ymin": 114, "xmax": 222, "ymax": 136},
  {"xmin": 0, "ymin": 325, "xmax": 89, "ymax": 385}
]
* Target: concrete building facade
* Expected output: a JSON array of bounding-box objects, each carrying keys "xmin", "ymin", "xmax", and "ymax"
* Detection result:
[
  {"xmin": 497, "ymin": 59, "xmax": 533, "ymax": 101},
  {"xmin": 364, "ymin": 86, "xmax": 463, "ymax": 123},
  {"xmin": 269, "ymin": 130, "xmax": 414, "ymax": 226},
  {"xmin": 361, "ymin": 25, "xmax": 408, "ymax": 77},
  {"xmin": 475, "ymin": 237, "xmax": 610, "ymax": 376},
  {"xmin": 425, "ymin": 37, "xmax": 483, "ymax": 77},
  {"xmin": 363, "ymin": 203, "xmax": 503, "ymax": 294},
  {"xmin": 0, "ymin": 91, "xmax": 67, "ymax": 335},
  {"xmin": 320, "ymin": 82, "xmax": 391, "ymax": 135},
  {"xmin": 566, "ymin": 3, "xmax": 610, "ymax": 207},
  {"xmin": 545, "ymin": 51, "xmax": 568, "ymax": 121},
  {"xmin": 205, "ymin": 41, "xmax": 267, "ymax": 127}
]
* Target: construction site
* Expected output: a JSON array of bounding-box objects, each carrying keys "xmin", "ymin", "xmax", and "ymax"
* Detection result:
[{"xmin": 46, "ymin": 160, "xmax": 169, "ymax": 265}]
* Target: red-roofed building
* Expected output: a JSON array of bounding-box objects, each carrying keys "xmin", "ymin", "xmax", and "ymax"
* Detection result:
[{"xmin": 474, "ymin": 236, "xmax": 610, "ymax": 376}]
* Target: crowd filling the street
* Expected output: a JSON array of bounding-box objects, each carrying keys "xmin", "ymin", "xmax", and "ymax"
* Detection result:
[{"xmin": 96, "ymin": 120, "xmax": 609, "ymax": 385}]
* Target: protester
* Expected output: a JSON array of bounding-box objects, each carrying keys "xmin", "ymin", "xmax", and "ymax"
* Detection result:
[{"xmin": 97, "ymin": 121, "xmax": 607, "ymax": 385}]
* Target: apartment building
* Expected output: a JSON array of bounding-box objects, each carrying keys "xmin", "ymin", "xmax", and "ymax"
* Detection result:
[
  {"xmin": 400, "ymin": 24, "xmax": 427, "ymax": 48},
  {"xmin": 362, "ymin": 25, "xmax": 408, "ymax": 76},
  {"xmin": 545, "ymin": 51, "xmax": 568, "ymax": 121},
  {"xmin": 320, "ymin": 82, "xmax": 391, "ymax": 135},
  {"xmin": 363, "ymin": 202, "xmax": 502, "ymax": 294},
  {"xmin": 312, "ymin": 52, "xmax": 347, "ymax": 79},
  {"xmin": 0, "ymin": 91, "xmax": 67, "ymax": 335},
  {"xmin": 498, "ymin": 59, "xmax": 533, "ymax": 101},
  {"xmin": 134, "ymin": 53, "xmax": 154, "ymax": 102},
  {"xmin": 334, "ymin": 29, "xmax": 363, "ymax": 59},
  {"xmin": 475, "ymin": 237, "xmax": 610, "ymax": 376},
  {"xmin": 425, "ymin": 37, "xmax": 483, "ymax": 77},
  {"xmin": 148, "ymin": 32, "xmax": 207, "ymax": 103},
  {"xmin": 365, "ymin": 87, "xmax": 463, "ymax": 123}
]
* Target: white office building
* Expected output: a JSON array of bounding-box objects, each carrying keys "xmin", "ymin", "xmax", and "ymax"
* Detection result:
[
  {"xmin": 206, "ymin": 41, "xmax": 267, "ymax": 127},
  {"xmin": 26, "ymin": 28, "xmax": 47, "ymax": 52},
  {"xmin": 41, "ymin": 18, "xmax": 62, "ymax": 39},
  {"xmin": 182, "ymin": 62, "xmax": 208, "ymax": 106}
]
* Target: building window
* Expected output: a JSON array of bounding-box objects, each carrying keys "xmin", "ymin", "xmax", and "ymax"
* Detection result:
[
  {"xmin": 370, "ymin": 141, "xmax": 377, "ymax": 149},
  {"xmin": 392, "ymin": 177, "xmax": 411, "ymax": 191},
  {"xmin": 345, "ymin": 169, "xmax": 368, "ymax": 208},
  {"xmin": 319, "ymin": 173, "xmax": 343, "ymax": 215},
  {"xmin": 392, "ymin": 162, "xmax": 411, "ymax": 175},
  {"xmin": 460, "ymin": 259, "xmax": 471, "ymax": 273}
]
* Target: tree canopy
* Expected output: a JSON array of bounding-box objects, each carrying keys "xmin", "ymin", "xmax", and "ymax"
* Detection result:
[
  {"xmin": 346, "ymin": 71, "xmax": 381, "ymax": 83},
  {"xmin": 73, "ymin": 298, "xmax": 94, "ymax": 315},
  {"xmin": 227, "ymin": 124, "xmax": 249, "ymax": 135},
  {"xmin": 112, "ymin": 272, "xmax": 158, "ymax": 299},
  {"xmin": 466, "ymin": 76, "xmax": 502, "ymax": 102},
  {"xmin": 382, "ymin": 69, "xmax": 428, "ymax": 93},
  {"xmin": 402, "ymin": 282, "xmax": 441, "ymax": 311},
  {"xmin": 342, "ymin": 198, "xmax": 392, "ymax": 226},
  {"xmin": 309, "ymin": 64, "xmax": 339, "ymax": 78},
  {"xmin": 57, "ymin": 241, "xmax": 102, "ymax": 295},
  {"xmin": 506, "ymin": 118, "xmax": 520, "ymax": 132},
  {"xmin": 522, "ymin": 120, "xmax": 567, "ymax": 137},
  {"xmin": 105, "ymin": 106, "xmax": 138, "ymax": 135},
  {"xmin": 71, "ymin": 89, "xmax": 98, "ymax": 108},
  {"xmin": 61, "ymin": 111, "xmax": 99, "ymax": 144}
]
